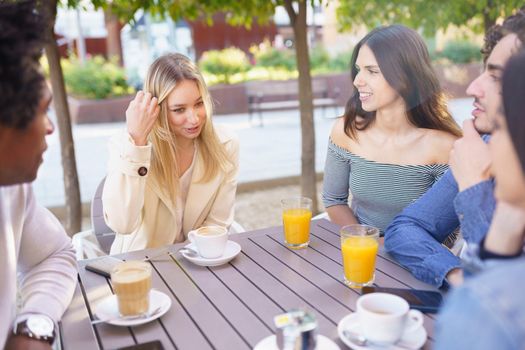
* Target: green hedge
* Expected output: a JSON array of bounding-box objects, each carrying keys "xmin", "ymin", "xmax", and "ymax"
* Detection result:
[
  {"xmin": 437, "ymin": 40, "xmax": 481, "ymax": 64},
  {"xmin": 198, "ymin": 47, "xmax": 249, "ymax": 84},
  {"xmin": 201, "ymin": 44, "xmax": 353, "ymax": 85},
  {"xmin": 61, "ymin": 56, "xmax": 134, "ymax": 100},
  {"xmin": 254, "ymin": 47, "xmax": 296, "ymax": 71},
  {"xmin": 198, "ymin": 39, "xmax": 479, "ymax": 86}
]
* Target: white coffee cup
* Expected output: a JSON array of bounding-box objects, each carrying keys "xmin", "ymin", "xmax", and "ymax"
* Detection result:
[
  {"xmin": 188, "ymin": 226, "xmax": 228, "ymax": 259},
  {"xmin": 357, "ymin": 292, "xmax": 424, "ymax": 345}
]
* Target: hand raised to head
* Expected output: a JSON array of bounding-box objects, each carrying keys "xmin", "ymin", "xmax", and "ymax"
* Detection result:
[
  {"xmin": 449, "ymin": 119, "xmax": 491, "ymax": 191},
  {"xmin": 126, "ymin": 90, "xmax": 161, "ymax": 146}
]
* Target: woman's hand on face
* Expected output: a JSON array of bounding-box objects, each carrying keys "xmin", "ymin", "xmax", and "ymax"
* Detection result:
[{"xmin": 126, "ymin": 91, "xmax": 160, "ymax": 146}]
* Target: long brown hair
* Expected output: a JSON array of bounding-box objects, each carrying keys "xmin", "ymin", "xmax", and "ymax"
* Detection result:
[
  {"xmin": 503, "ymin": 50, "xmax": 525, "ymax": 172},
  {"xmin": 343, "ymin": 24, "xmax": 462, "ymax": 139}
]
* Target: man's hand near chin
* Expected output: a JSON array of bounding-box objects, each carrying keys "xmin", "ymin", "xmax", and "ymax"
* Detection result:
[
  {"xmin": 4, "ymin": 335, "xmax": 52, "ymax": 350},
  {"xmin": 446, "ymin": 268, "xmax": 464, "ymax": 287},
  {"xmin": 449, "ymin": 119, "xmax": 491, "ymax": 191}
]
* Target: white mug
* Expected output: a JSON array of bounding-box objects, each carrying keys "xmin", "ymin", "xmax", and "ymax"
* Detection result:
[
  {"xmin": 357, "ymin": 292, "xmax": 424, "ymax": 345},
  {"xmin": 188, "ymin": 226, "xmax": 228, "ymax": 259}
]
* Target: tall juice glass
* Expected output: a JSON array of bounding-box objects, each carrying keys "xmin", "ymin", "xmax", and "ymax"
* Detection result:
[
  {"xmin": 340, "ymin": 225, "xmax": 379, "ymax": 288},
  {"xmin": 281, "ymin": 197, "xmax": 313, "ymax": 249}
]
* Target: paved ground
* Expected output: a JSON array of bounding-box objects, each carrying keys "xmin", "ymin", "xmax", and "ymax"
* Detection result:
[{"xmin": 37, "ymin": 98, "xmax": 473, "ymax": 230}]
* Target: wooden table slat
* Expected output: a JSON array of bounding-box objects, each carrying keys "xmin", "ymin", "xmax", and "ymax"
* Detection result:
[
  {"xmin": 229, "ymin": 242, "xmax": 340, "ymax": 337},
  {"xmin": 151, "ymin": 254, "xmax": 250, "ymax": 350},
  {"xmin": 60, "ymin": 279, "xmax": 100, "ymax": 350},
  {"xmin": 176, "ymin": 257, "xmax": 274, "ymax": 348}
]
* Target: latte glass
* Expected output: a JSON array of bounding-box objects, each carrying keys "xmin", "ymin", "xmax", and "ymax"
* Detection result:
[{"xmin": 111, "ymin": 261, "xmax": 152, "ymax": 316}]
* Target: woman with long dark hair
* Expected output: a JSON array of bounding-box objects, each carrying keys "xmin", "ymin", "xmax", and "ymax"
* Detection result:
[{"xmin": 322, "ymin": 24, "xmax": 461, "ymax": 234}]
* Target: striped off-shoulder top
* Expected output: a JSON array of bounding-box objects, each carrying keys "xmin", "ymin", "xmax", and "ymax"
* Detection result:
[{"xmin": 322, "ymin": 139, "xmax": 449, "ymax": 234}]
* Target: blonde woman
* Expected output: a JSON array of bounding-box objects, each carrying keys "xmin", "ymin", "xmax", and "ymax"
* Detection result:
[{"xmin": 103, "ymin": 53, "xmax": 239, "ymax": 254}]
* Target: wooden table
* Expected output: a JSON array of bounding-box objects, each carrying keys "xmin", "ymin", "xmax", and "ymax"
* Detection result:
[{"xmin": 60, "ymin": 219, "xmax": 441, "ymax": 349}]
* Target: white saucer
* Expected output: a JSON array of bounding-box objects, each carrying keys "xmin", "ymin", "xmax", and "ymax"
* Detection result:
[
  {"xmin": 253, "ymin": 334, "xmax": 340, "ymax": 350},
  {"xmin": 181, "ymin": 240, "xmax": 241, "ymax": 267},
  {"xmin": 338, "ymin": 313, "xmax": 426, "ymax": 350},
  {"xmin": 94, "ymin": 289, "xmax": 171, "ymax": 326}
]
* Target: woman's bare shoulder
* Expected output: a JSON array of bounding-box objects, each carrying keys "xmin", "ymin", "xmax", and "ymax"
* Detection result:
[
  {"xmin": 330, "ymin": 117, "xmax": 351, "ymax": 148},
  {"xmin": 422, "ymin": 129, "xmax": 459, "ymax": 163}
]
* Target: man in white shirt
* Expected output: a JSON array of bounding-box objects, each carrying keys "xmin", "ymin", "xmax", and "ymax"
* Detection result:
[{"xmin": 0, "ymin": 2, "xmax": 77, "ymax": 349}]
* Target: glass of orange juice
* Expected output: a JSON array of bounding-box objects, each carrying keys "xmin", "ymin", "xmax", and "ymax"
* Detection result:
[
  {"xmin": 340, "ymin": 224, "xmax": 379, "ymax": 288},
  {"xmin": 281, "ymin": 197, "xmax": 313, "ymax": 249}
]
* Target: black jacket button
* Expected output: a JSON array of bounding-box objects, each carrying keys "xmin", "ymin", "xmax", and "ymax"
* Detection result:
[{"xmin": 138, "ymin": 166, "xmax": 148, "ymax": 176}]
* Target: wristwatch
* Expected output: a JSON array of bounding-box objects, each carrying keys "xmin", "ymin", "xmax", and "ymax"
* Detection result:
[{"xmin": 13, "ymin": 314, "xmax": 56, "ymax": 345}]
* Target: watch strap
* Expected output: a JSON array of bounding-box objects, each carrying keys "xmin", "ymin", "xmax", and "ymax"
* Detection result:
[{"xmin": 13, "ymin": 314, "xmax": 56, "ymax": 345}]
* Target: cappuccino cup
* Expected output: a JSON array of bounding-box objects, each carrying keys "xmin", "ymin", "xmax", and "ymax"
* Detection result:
[
  {"xmin": 357, "ymin": 292, "xmax": 423, "ymax": 344},
  {"xmin": 188, "ymin": 226, "xmax": 228, "ymax": 259},
  {"xmin": 111, "ymin": 260, "xmax": 152, "ymax": 316}
]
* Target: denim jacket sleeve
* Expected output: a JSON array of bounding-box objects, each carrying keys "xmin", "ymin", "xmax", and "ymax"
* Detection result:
[
  {"xmin": 322, "ymin": 140, "xmax": 351, "ymax": 208},
  {"xmin": 434, "ymin": 259, "xmax": 525, "ymax": 350},
  {"xmin": 384, "ymin": 169, "xmax": 462, "ymax": 287},
  {"xmin": 453, "ymin": 179, "xmax": 496, "ymax": 244},
  {"xmin": 454, "ymin": 134, "xmax": 496, "ymax": 244}
]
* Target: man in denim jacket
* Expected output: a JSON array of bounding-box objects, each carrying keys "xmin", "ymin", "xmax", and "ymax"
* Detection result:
[
  {"xmin": 384, "ymin": 11, "xmax": 525, "ymax": 288},
  {"xmin": 435, "ymin": 49, "xmax": 525, "ymax": 349}
]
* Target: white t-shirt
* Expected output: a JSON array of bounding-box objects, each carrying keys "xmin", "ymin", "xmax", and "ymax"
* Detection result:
[{"xmin": 175, "ymin": 145, "xmax": 197, "ymax": 238}]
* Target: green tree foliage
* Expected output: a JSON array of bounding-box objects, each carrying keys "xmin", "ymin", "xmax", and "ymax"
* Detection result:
[
  {"xmin": 336, "ymin": 0, "xmax": 523, "ymax": 35},
  {"xmin": 69, "ymin": 0, "xmax": 277, "ymax": 26}
]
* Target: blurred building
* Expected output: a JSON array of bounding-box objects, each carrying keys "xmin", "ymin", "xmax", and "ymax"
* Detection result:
[
  {"xmin": 190, "ymin": 13, "xmax": 277, "ymax": 60},
  {"xmin": 321, "ymin": 0, "xmax": 367, "ymax": 56}
]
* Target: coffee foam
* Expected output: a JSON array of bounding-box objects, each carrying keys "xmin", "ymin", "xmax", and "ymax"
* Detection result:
[
  {"xmin": 197, "ymin": 227, "xmax": 225, "ymax": 236},
  {"xmin": 112, "ymin": 267, "xmax": 150, "ymax": 284}
]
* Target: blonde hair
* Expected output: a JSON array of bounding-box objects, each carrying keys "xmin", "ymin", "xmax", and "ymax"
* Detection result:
[{"xmin": 143, "ymin": 53, "xmax": 232, "ymax": 201}]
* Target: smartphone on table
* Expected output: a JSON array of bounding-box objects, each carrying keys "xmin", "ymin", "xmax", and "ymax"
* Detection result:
[
  {"xmin": 85, "ymin": 256, "xmax": 124, "ymax": 278},
  {"xmin": 361, "ymin": 286, "xmax": 443, "ymax": 313}
]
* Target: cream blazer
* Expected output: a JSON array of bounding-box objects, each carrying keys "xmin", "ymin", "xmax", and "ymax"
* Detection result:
[{"xmin": 102, "ymin": 125, "xmax": 239, "ymax": 254}]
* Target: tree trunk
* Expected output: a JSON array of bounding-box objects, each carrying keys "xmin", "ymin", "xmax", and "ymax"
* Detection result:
[
  {"xmin": 41, "ymin": 0, "xmax": 82, "ymax": 235},
  {"xmin": 104, "ymin": 7, "xmax": 124, "ymax": 66},
  {"xmin": 284, "ymin": 0, "xmax": 319, "ymax": 214}
]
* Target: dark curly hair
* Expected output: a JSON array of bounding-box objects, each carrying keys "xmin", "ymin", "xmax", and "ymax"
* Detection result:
[
  {"xmin": 0, "ymin": 0, "xmax": 46, "ymax": 129},
  {"xmin": 481, "ymin": 7, "xmax": 525, "ymax": 62}
]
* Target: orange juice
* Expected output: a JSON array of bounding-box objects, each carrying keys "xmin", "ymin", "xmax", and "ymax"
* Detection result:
[
  {"xmin": 282, "ymin": 208, "xmax": 312, "ymax": 246},
  {"xmin": 341, "ymin": 236, "xmax": 379, "ymax": 285}
]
